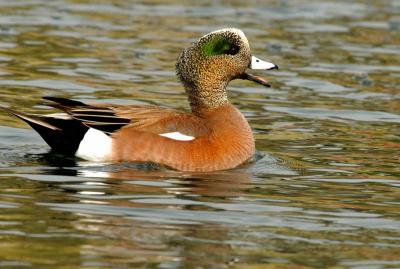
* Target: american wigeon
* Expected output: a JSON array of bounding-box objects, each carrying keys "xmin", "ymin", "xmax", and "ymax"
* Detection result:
[{"xmin": 1, "ymin": 28, "xmax": 278, "ymax": 172}]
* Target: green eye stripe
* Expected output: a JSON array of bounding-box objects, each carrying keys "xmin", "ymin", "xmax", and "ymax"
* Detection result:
[{"xmin": 202, "ymin": 37, "xmax": 234, "ymax": 56}]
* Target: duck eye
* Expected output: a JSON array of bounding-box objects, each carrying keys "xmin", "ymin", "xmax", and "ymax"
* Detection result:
[{"xmin": 226, "ymin": 44, "xmax": 239, "ymax": 55}]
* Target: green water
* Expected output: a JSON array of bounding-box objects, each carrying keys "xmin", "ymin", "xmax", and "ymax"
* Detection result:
[{"xmin": 0, "ymin": 0, "xmax": 399, "ymax": 268}]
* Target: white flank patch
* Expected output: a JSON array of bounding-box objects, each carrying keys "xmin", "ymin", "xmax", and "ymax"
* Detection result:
[
  {"xmin": 76, "ymin": 128, "xmax": 112, "ymax": 161},
  {"xmin": 159, "ymin": 131, "xmax": 195, "ymax": 141},
  {"xmin": 250, "ymin": 56, "xmax": 277, "ymax": 70}
]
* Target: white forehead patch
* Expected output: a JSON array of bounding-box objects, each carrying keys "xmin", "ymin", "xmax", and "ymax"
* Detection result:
[
  {"xmin": 159, "ymin": 131, "xmax": 195, "ymax": 141},
  {"xmin": 208, "ymin": 28, "xmax": 249, "ymax": 47}
]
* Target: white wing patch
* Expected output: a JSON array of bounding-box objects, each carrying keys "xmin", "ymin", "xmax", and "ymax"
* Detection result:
[
  {"xmin": 76, "ymin": 128, "xmax": 112, "ymax": 161},
  {"xmin": 159, "ymin": 131, "xmax": 195, "ymax": 141}
]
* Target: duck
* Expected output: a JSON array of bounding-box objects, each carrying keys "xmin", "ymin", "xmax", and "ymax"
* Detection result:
[{"xmin": 1, "ymin": 28, "xmax": 278, "ymax": 172}]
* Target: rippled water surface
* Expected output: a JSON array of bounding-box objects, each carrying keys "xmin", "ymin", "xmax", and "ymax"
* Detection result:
[{"xmin": 0, "ymin": 0, "xmax": 399, "ymax": 268}]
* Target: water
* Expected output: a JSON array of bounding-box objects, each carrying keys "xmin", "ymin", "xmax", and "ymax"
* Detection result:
[{"xmin": 0, "ymin": 0, "xmax": 399, "ymax": 268}]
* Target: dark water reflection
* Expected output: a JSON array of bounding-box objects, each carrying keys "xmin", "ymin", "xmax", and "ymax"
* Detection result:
[{"xmin": 0, "ymin": 0, "xmax": 400, "ymax": 268}]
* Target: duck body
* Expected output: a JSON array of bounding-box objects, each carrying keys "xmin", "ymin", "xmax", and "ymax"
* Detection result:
[
  {"xmin": 1, "ymin": 28, "xmax": 277, "ymax": 172},
  {"xmin": 112, "ymin": 103, "xmax": 254, "ymax": 171}
]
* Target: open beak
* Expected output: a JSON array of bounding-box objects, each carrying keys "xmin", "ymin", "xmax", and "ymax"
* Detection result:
[{"xmin": 239, "ymin": 56, "xmax": 278, "ymax": 87}]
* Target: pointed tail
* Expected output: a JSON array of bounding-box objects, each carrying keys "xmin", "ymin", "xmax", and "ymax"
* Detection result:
[{"xmin": 0, "ymin": 106, "xmax": 88, "ymax": 155}]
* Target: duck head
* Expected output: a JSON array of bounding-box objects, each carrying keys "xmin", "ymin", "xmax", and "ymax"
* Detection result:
[{"xmin": 176, "ymin": 28, "xmax": 278, "ymax": 113}]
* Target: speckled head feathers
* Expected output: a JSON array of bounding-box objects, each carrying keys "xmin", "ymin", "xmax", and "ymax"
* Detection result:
[{"xmin": 176, "ymin": 28, "xmax": 275, "ymax": 114}]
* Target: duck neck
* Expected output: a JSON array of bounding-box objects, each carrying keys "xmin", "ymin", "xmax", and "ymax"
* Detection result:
[{"xmin": 184, "ymin": 81, "xmax": 229, "ymax": 115}]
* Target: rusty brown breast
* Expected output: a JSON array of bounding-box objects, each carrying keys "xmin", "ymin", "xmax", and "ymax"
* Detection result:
[{"xmin": 111, "ymin": 103, "xmax": 254, "ymax": 172}]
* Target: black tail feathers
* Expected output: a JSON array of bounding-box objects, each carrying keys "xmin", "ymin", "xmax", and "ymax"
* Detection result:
[{"xmin": 0, "ymin": 106, "xmax": 88, "ymax": 155}]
